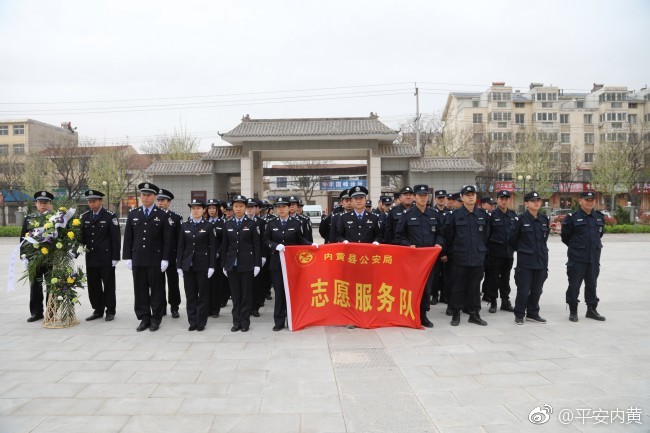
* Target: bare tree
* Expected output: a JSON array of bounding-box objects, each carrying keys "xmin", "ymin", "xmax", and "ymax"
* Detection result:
[
  {"xmin": 42, "ymin": 136, "xmax": 92, "ymax": 200},
  {"xmin": 472, "ymin": 133, "xmax": 508, "ymax": 194},
  {"xmin": 592, "ymin": 139, "xmax": 637, "ymax": 213},
  {"xmin": 141, "ymin": 123, "xmax": 199, "ymax": 160},
  {"xmin": 22, "ymin": 153, "xmax": 53, "ymax": 200},
  {"xmin": 432, "ymin": 111, "xmax": 473, "ymax": 157},
  {"xmin": 555, "ymin": 144, "xmax": 583, "ymax": 200},
  {"xmin": 0, "ymin": 153, "xmax": 24, "ymax": 225},
  {"xmin": 381, "ymin": 174, "xmax": 404, "ymax": 193},
  {"xmin": 512, "ymin": 130, "xmax": 557, "ymax": 199},
  {"xmin": 281, "ymin": 160, "xmax": 332, "ymax": 203},
  {"xmin": 88, "ymin": 146, "xmax": 140, "ymax": 216}
]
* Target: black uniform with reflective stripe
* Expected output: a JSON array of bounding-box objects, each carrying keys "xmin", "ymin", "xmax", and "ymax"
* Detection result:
[
  {"xmin": 561, "ymin": 208, "xmax": 604, "ymax": 264},
  {"xmin": 443, "ymin": 206, "xmax": 490, "ymax": 267},
  {"xmin": 509, "ymin": 210, "xmax": 549, "ymax": 269},
  {"xmin": 395, "ymin": 206, "xmax": 445, "ymax": 248},
  {"xmin": 383, "ymin": 204, "xmax": 410, "ymax": 244},
  {"xmin": 487, "ymin": 207, "xmax": 518, "ymax": 259}
]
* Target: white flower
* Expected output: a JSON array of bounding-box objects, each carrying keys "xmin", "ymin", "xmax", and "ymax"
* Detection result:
[
  {"xmin": 21, "ymin": 254, "xmax": 26, "ymax": 259},
  {"xmin": 57, "ymin": 296, "xmax": 63, "ymax": 301},
  {"xmin": 77, "ymin": 246, "xmax": 85, "ymax": 254},
  {"xmin": 49, "ymin": 216, "xmax": 57, "ymax": 222}
]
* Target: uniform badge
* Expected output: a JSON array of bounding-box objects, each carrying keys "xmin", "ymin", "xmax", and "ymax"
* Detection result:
[
  {"xmin": 112, "ymin": 218, "xmax": 118, "ymax": 226},
  {"xmin": 168, "ymin": 217, "xmax": 174, "ymax": 226},
  {"xmin": 478, "ymin": 226, "xmax": 483, "ymax": 231},
  {"xmin": 431, "ymin": 226, "xmax": 436, "ymax": 233}
]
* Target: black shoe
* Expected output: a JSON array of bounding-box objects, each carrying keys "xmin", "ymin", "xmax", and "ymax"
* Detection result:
[
  {"xmin": 171, "ymin": 310, "xmax": 180, "ymax": 319},
  {"xmin": 481, "ymin": 294, "xmax": 491, "ymax": 303},
  {"xmin": 105, "ymin": 314, "xmax": 115, "ymax": 322},
  {"xmin": 211, "ymin": 312, "xmax": 219, "ymax": 318},
  {"xmin": 515, "ymin": 317, "xmax": 524, "ymax": 325},
  {"xmin": 421, "ymin": 318, "xmax": 434, "ymax": 328},
  {"xmin": 430, "ymin": 297, "xmax": 438, "ymax": 306},
  {"xmin": 197, "ymin": 325, "xmax": 205, "ymax": 332},
  {"xmin": 273, "ymin": 324, "xmax": 284, "ymax": 331},
  {"xmin": 451, "ymin": 310, "xmax": 460, "ymax": 326},
  {"xmin": 188, "ymin": 325, "xmax": 197, "ymax": 331},
  {"xmin": 445, "ymin": 307, "xmax": 452, "ymax": 316},
  {"xmin": 526, "ymin": 315, "xmax": 547, "ymax": 324},
  {"xmin": 586, "ymin": 305, "xmax": 606, "ymax": 321},
  {"xmin": 488, "ymin": 301, "xmax": 497, "ymax": 314},
  {"xmin": 500, "ymin": 299, "xmax": 514, "ymax": 312},
  {"xmin": 136, "ymin": 321, "xmax": 150, "ymax": 332},
  {"xmin": 439, "ymin": 296, "xmax": 448, "ymax": 304},
  {"xmin": 251, "ymin": 310, "xmax": 260, "ymax": 318},
  {"xmin": 149, "ymin": 323, "xmax": 160, "ymax": 332},
  {"xmin": 468, "ymin": 311, "xmax": 487, "ymax": 326},
  {"xmin": 461, "ymin": 307, "xmax": 470, "ymax": 314},
  {"xmin": 241, "ymin": 326, "xmax": 249, "ymax": 332},
  {"xmin": 569, "ymin": 304, "xmax": 579, "ymax": 322},
  {"xmin": 27, "ymin": 314, "xmax": 44, "ymax": 322},
  {"xmin": 266, "ymin": 295, "xmax": 273, "ymax": 301},
  {"xmin": 85, "ymin": 313, "xmax": 103, "ymax": 321},
  {"xmin": 221, "ymin": 301, "xmax": 228, "ymax": 308},
  {"xmin": 231, "ymin": 325, "xmax": 241, "ymax": 332}
]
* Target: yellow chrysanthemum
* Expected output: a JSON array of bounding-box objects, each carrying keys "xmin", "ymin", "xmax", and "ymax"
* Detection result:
[
  {"xmin": 51, "ymin": 277, "xmax": 58, "ymax": 284},
  {"xmin": 59, "ymin": 207, "xmax": 67, "ymax": 212},
  {"xmin": 66, "ymin": 277, "xmax": 75, "ymax": 284},
  {"xmin": 44, "ymin": 222, "xmax": 53, "ymax": 229},
  {"xmin": 41, "ymin": 247, "xmax": 49, "ymax": 255},
  {"xmin": 72, "ymin": 219, "xmax": 81, "ymax": 226},
  {"xmin": 32, "ymin": 221, "xmax": 40, "ymax": 227},
  {"xmin": 67, "ymin": 231, "xmax": 75, "ymax": 239}
]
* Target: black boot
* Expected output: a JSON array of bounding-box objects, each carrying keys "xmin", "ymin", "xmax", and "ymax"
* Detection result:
[
  {"xmin": 445, "ymin": 306, "xmax": 452, "ymax": 316},
  {"xmin": 500, "ymin": 299, "xmax": 514, "ymax": 312},
  {"xmin": 569, "ymin": 304, "xmax": 578, "ymax": 322},
  {"xmin": 450, "ymin": 310, "xmax": 460, "ymax": 326},
  {"xmin": 586, "ymin": 304, "xmax": 606, "ymax": 321},
  {"xmin": 488, "ymin": 300, "xmax": 497, "ymax": 314},
  {"xmin": 468, "ymin": 310, "xmax": 487, "ymax": 326}
]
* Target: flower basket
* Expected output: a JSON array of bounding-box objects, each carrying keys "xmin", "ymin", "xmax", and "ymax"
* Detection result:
[{"xmin": 43, "ymin": 294, "xmax": 80, "ymax": 328}]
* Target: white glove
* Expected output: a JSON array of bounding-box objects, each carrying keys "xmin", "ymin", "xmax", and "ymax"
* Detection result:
[
  {"xmin": 67, "ymin": 251, "xmax": 77, "ymax": 260},
  {"xmin": 22, "ymin": 258, "xmax": 29, "ymax": 268},
  {"xmin": 207, "ymin": 268, "xmax": 214, "ymax": 278},
  {"xmin": 276, "ymin": 244, "xmax": 285, "ymax": 252},
  {"xmin": 161, "ymin": 260, "xmax": 169, "ymax": 272},
  {"xmin": 372, "ymin": 241, "xmax": 380, "ymax": 246},
  {"xmin": 125, "ymin": 259, "xmax": 132, "ymax": 270},
  {"xmin": 343, "ymin": 240, "xmax": 349, "ymax": 244},
  {"xmin": 253, "ymin": 266, "xmax": 260, "ymax": 277},
  {"xmin": 261, "ymin": 257, "xmax": 267, "ymax": 267},
  {"xmin": 177, "ymin": 268, "xmax": 184, "ymax": 277},
  {"xmin": 112, "ymin": 260, "xmax": 119, "ymax": 267},
  {"xmin": 223, "ymin": 268, "xmax": 228, "ymax": 277},
  {"xmin": 311, "ymin": 243, "xmax": 319, "ymax": 249}
]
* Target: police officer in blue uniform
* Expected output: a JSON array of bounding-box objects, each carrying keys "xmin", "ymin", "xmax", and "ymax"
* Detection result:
[
  {"xmin": 264, "ymin": 196, "xmax": 312, "ymax": 331},
  {"xmin": 122, "ymin": 182, "xmax": 172, "ymax": 332},
  {"xmin": 444, "ymin": 185, "xmax": 490, "ymax": 326},
  {"xmin": 176, "ymin": 199, "xmax": 217, "ymax": 331},
  {"xmin": 321, "ymin": 189, "xmax": 351, "ymax": 243},
  {"xmin": 247, "ymin": 198, "xmax": 269, "ymax": 318},
  {"xmin": 561, "ymin": 190, "xmax": 606, "ymax": 322},
  {"xmin": 430, "ymin": 189, "xmax": 449, "ymax": 305},
  {"xmin": 156, "ymin": 189, "xmax": 183, "ymax": 318},
  {"xmin": 335, "ymin": 186, "xmax": 382, "ymax": 244},
  {"xmin": 221, "ymin": 195, "xmax": 262, "ymax": 332},
  {"xmin": 80, "ymin": 189, "xmax": 121, "ymax": 321},
  {"xmin": 395, "ymin": 184, "xmax": 445, "ymax": 328},
  {"xmin": 510, "ymin": 191, "xmax": 550, "ymax": 324},
  {"xmin": 383, "ymin": 186, "xmax": 415, "ymax": 244},
  {"xmin": 206, "ymin": 198, "xmax": 228, "ymax": 316},
  {"xmin": 484, "ymin": 190, "xmax": 517, "ymax": 313}
]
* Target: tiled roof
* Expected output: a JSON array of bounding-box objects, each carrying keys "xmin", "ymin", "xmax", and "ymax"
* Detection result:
[
  {"xmin": 410, "ymin": 157, "xmax": 485, "ymax": 172},
  {"xmin": 202, "ymin": 145, "xmax": 244, "ymax": 160},
  {"xmin": 145, "ymin": 160, "xmax": 213, "ymax": 175},
  {"xmin": 377, "ymin": 143, "xmax": 422, "ymax": 157},
  {"xmin": 449, "ymin": 92, "xmax": 482, "ymax": 98},
  {"xmin": 221, "ymin": 115, "xmax": 397, "ymax": 142}
]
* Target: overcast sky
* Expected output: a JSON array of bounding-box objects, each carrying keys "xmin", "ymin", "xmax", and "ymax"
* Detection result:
[{"xmin": 1, "ymin": 0, "xmax": 648, "ymax": 152}]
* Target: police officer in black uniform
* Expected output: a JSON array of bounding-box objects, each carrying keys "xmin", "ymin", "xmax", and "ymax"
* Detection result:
[
  {"xmin": 247, "ymin": 198, "xmax": 269, "ymax": 318},
  {"xmin": 561, "ymin": 190, "xmax": 606, "ymax": 322},
  {"xmin": 383, "ymin": 186, "xmax": 415, "ymax": 244},
  {"xmin": 320, "ymin": 189, "xmax": 349, "ymax": 243},
  {"xmin": 176, "ymin": 199, "xmax": 217, "ymax": 331},
  {"xmin": 444, "ymin": 185, "xmax": 490, "ymax": 326},
  {"xmin": 122, "ymin": 182, "xmax": 171, "ymax": 332},
  {"xmin": 335, "ymin": 186, "xmax": 382, "ymax": 244},
  {"xmin": 289, "ymin": 196, "xmax": 313, "ymax": 243},
  {"xmin": 395, "ymin": 184, "xmax": 444, "ymax": 328},
  {"xmin": 156, "ymin": 189, "xmax": 183, "ymax": 318},
  {"xmin": 376, "ymin": 196, "xmax": 393, "ymax": 232},
  {"xmin": 206, "ymin": 198, "xmax": 228, "ymax": 316},
  {"xmin": 510, "ymin": 191, "xmax": 550, "ymax": 324},
  {"xmin": 264, "ymin": 196, "xmax": 312, "ymax": 331},
  {"xmin": 430, "ymin": 189, "xmax": 449, "ymax": 305},
  {"xmin": 80, "ymin": 189, "xmax": 121, "ymax": 321},
  {"xmin": 484, "ymin": 190, "xmax": 517, "ymax": 313},
  {"xmin": 221, "ymin": 195, "xmax": 261, "ymax": 332},
  {"xmin": 21, "ymin": 191, "xmax": 54, "ymax": 322}
]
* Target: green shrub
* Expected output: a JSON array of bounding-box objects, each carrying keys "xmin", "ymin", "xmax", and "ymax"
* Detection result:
[
  {"xmin": 604, "ymin": 224, "xmax": 650, "ymax": 234},
  {"xmin": 614, "ymin": 206, "xmax": 631, "ymax": 224},
  {"xmin": 0, "ymin": 226, "xmax": 23, "ymax": 237}
]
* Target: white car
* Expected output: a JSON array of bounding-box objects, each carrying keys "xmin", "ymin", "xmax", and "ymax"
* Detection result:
[{"xmin": 302, "ymin": 205, "xmax": 323, "ymax": 226}]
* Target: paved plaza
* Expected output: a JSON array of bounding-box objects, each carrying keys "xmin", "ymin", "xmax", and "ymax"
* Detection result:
[{"xmin": 0, "ymin": 234, "xmax": 649, "ymax": 433}]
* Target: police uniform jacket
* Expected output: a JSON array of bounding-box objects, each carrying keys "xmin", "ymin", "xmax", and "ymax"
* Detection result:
[
  {"xmin": 318, "ymin": 212, "xmax": 332, "ymax": 242},
  {"xmin": 383, "ymin": 204, "xmax": 410, "ymax": 244},
  {"xmin": 443, "ymin": 205, "xmax": 490, "ymax": 267},
  {"xmin": 509, "ymin": 210, "xmax": 549, "ymax": 269},
  {"xmin": 20, "ymin": 211, "xmax": 50, "ymax": 257},
  {"xmin": 206, "ymin": 217, "xmax": 225, "ymax": 258},
  {"xmin": 296, "ymin": 213, "xmax": 313, "ymax": 243},
  {"xmin": 166, "ymin": 210, "xmax": 183, "ymax": 258},
  {"xmin": 395, "ymin": 206, "xmax": 445, "ymax": 249},
  {"xmin": 328, "ymin": 210, "xmax": 349, "ymax": 243},
  {"xmin": 251, "ymin": 215, "xmax": 271, "ymax": 259},
  {"xmin": 176, "ymin": 219, "xmax": 217, "ymax": 272},
  {"xmin": 122, "ymin": 205, "xmax": 171, "ymax": 266},
  {"xmin": 487, "ymin": 207, "xmax": 518, "ymax": 259},
  {"xmin": 221, "ymin": 216, "xmax": 262, "ymax": 272},
  {"xmin": 335, "ymin": 210, "xmax": 382, "ymax": 243},
  {"xmin": 561, "ymin": 208, "xmax": 604, "ymax": 264},
  {"xmin": 80, "ymin": 207, "xmax": 121, "ymax": 266},
  {"xmin": 264, "ymin": 217, "xmax": 310, "ymax": 271}
]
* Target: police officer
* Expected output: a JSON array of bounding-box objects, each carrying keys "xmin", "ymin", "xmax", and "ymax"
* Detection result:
[
  {"xmin": 206, "ymin": 198, "xmax": 228, "ymax": 315},
  {"xmin": 335, "ymin": 186, "xmax": 382, "ymax": 244},
  {"xmin": 176, "ymin": 199, "xmax": 217, "ymax": 331},
  {"xmin": 484, "ymin": 190, "xmax": 517, "ymax": 313},
  {"xmin": 376, "ymin": 196, "xmax": 393, "ymax": 231},
  {"xmin": 21, "ymin": 191, "xmax": 54, "ymax": 322},
  {"xmin": 321, "ymin": 189, "xmax": 351, "ymax": 243},
  {"xmin": 383, "ymin": 186, "xmax": 415, "ymax": 244},
  {"xmin": 80, "ymin": 189, "xmax": 121, "ymax": 322},
  {"xmin": 365, "ymin": 199, "xmax": 373, "ymax": 214},
  {"xmin": 561, "ymin": 190, "xmax": 606, "ymax": 322},
  {"xmin": 510, "ymin": 191, "xmax": 549, "ymax": 324},
  {"xmin": 444, "ymin": 185, "xmax": 490, "ymax": 326},
  {"xmin": 156, "ymin": 189, "xmax": 183, "ymax": 318},
  {"xmin": 247, "ymin": 198, "xmax": 269, "ymax": 318},
  {"xmin": 264, "ymin": 196, "xmax": 312, "ymax": 331},
  {"xmin": 430, "ymin": 189, "xmax": 449, "ymax": 305},
  {"xmin": 395, "ymin": 184, "xmax": 444, "ymax": 328},
  {"xmin": 122, "ymin": 182, "xmax": 171, "ymax": 332},
  {"xmin": 289, "ymin": 196, "xmax": 313, "ymax": 243},
  {"xmin": 221, "ymin": 195, "xmax": 262, "ymax": 332}
]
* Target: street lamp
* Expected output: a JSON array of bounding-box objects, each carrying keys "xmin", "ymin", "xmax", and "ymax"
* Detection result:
[
  {"xmin": 518, "ymin": 174, "xmax": 532, "ymax": 208},
  {"xmin": 102, "ymin": 181, "xmax": 110, "ymax": 213}
]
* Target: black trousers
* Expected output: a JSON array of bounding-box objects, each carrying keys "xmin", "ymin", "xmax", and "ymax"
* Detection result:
[
  {"xmin": 132, "ymin": 266, "xmax": 165, "ymax": 324},
  {"xmin": 270, "ymin": 269, "xmax": 287, "ymax": 327},
  {"xmin": 183, "ymin": 269, "xmax": 209, "ymax": 328},
  {"xmin": 441, "ymin": 259, "xmax": 453, "ymax": 302},
  {"xmin": 431, "ymin": 259, "xmax": 444, "ymax": 301},
  {"xmin": 161, "ymin": 265, "xmax": 181, "ymax": 311},
  {"xmin": 484, "ymin": 256, "xmax": 514, "ymax": 301},
  {"xmin": 86, "ymin": 265, "xmax": 116, "ymax": 315},
  {"xmin": 228, "ymin": 269, "xmax": 254, "ymax": 328},
  {"xmin": 450, "ymin": 265, "xmax": 484, "ymax": 311},
  {"xmin": 29, "ymin": 265, "xmax": 49, "ymax": 316},
  {"xmin": 208, "ymin": 273, "xmax": 220, "ymax": 315},
  {"xmin": 566, "ymin": 261, "xmax": 600, "ymax": 306},
  {"xmin": 514, "ymin": 267, "xmax": 547, "ymax": 318},
  {"xmin": 421, "ymin": 266, "xmax": 434, "ymax": 317},
  {"xmin": 252, "ymin": 261, "xmax": 269, "ymax": 311}
]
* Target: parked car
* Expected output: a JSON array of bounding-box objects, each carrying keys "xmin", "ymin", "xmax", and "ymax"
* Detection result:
[
  {"xmin": 550, "ymin": 209, "xmax": 572, "ymax": 218},
  {"xmin": 302, "ymin": 205, "xmax": 323, "ymax": 226}
]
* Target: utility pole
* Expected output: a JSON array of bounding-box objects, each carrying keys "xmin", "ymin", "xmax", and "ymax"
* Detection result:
[{"xmin": 414, "ymin": 83, "xmax": 421, "ymax": 154}]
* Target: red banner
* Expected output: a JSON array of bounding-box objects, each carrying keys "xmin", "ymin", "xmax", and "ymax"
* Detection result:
[
  {"xmin": 494, "ymin": 181, "xmax": 514, "ymax": 192},
  {"xmin": 281, "ymin": 243, "xmax": 441, "ymax": 331}
]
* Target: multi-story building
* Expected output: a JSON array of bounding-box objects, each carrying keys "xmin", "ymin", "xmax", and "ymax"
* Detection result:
[{"xmin": 442, "ymin": 82, "xmax": 650, "ymax": 210}]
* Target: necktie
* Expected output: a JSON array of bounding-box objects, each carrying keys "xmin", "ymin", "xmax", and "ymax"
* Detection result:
[
  {"xmin": 144, "ymin": 208, "xmax": 149, "ymax": 218},
  {"xmin": 358, "ymin": 214, "xmax": 363, "ymax": 221},
  {"xmin": 237, "ymin": 219, "xmax": 241, "ymax": 228},
  {"xmin": 92, "ymin": 213, "xmax": 97, "ymax": 221},
  {"xmin": 282, "ymin": 220, "xmax": 286, "ymax": 227}
]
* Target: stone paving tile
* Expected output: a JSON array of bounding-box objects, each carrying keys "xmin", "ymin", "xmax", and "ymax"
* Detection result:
[
  {"xmin": 0, "ymin": 398, "xmax": 29, "ymax": 416},
  {"xmin": 260, "ymin": 395, "xmax": 341, "ymax": 414},
  {"xmin": 178, "ymin": 397, "xmax": 261, "ymax": 415},
  {"xmin": 12, "ymin": 397, "xmax": 105, "ymax": 416},
  {"xmin": 30, "ymin": 415, "xmax": 129, "ymax": 433},
  {"xmin": 300, "ymin": 413, "xmax": 347, "ymax": 433},
  {"xmin": 76, "ymin": 383, "xmax": 158, "ymax": 399},
  {"xmin": 2, "ymin": 383, "xmax": 86, "ymax": 398},
  {"xmin": 210, "ymin": 413, "xmax": 300, "ymax": 433},
  {"xmin": 95, "ymin": 398, "xmax": 184, "ymax": 415},
  {"xmin": 127, "ymin": 370, "xmax": 200, "ymax": 384},
  {"xmin": 0, "ymin": 415, "xmax": 47, "ymax": 433},
  {"xmin": 151, "ymin": 383, "xmax": 229, "ymax": 398},
  {"xmin": 339, "ymin": 392, "xmax": 435, "ymax": 432},
  {"xmin": 121, "ymin": 415, "xmax": 215, "ymax": 433}
]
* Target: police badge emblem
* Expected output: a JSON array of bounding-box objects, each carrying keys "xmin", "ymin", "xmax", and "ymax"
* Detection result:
[
  {"xmin": 112, "ymin": 218, "xmax": 118, "ymax": 226},
  {"xmin": 479, "ymin": 226, "xmax": 483, "ymax": 231},
  {"xmin": 168, "ymin": 217, "xmax": 174, "ymax": 226},
  {"xmin": 431, "ymin": 226, "xmax": 436, "ymax": 233}
]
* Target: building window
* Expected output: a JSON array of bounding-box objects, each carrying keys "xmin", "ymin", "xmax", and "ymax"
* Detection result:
[
  {"xmin": 0, "ymin": 125, "xmax": 8, "ymax": 135},
  {"xmin": 550, "ymin": 152, "xmax": 561, "ymax": 162},
  {"xmin": 13, "ymin": 125, "xmax": 25, "ymax": 135},
  {"xmin": 629, "ymin": 114, "xmax": 637, "ymax": 124},
  {"xmin": 473, "ymin": 113, "xmax": 483, "ymax": 124},
  {"xmin": 515, "ymin": 114, "xmax": 525, "ymax": 124},
  {"xmin": 190, "ymin": 191, "xmax": 206, "ymax": 202},
  {"xmin": 629, "ymin": 103, "xmax": 638, "ymax": 109},
  {"xmin": 473, "ymin": 133, "xmax": 484, "ymax": 144},
  {"xmin": 491, "ymin": 132, "xmax": 512, "ymax": 142},
  {"xmin": 13, "ymin": 144, "xmax": 24, "ymax": 155},
  {"xmin": 491, "ymin": 92, "xmax": 511, "ymax": 101},
  {"xmin": 536, "ymin": 112, "xmax": 557, "ymax": 122},
  {"xmin": 601, "ymin": 112, "xmax": 627, "ymax": 122},
  {"xmin": 472, "ymin": 100, "xmax": 479, "ymax": 107},
  {"xmin": 645, "ymin": 114, "xmax": 650, "ymax": 123},
  {"xmin": 497, "ymin": 122, "xmax": 507, "ymax": 128},
  {"xmin": 584, "ymin": 133, "xmax": 594, "ymax": 144},
  {"xmin": 514, "ymin": 102, "xmax": 524, "ymax": 108},
  {"xmin": 584, "ymin": 153, "xmax": 594, "ymax": 163},
  {"xmin": 560, "ymin": 114, "xmax": 570, "ymax": 124},
  {"xmin": 584, "ymin": 114, "xmax": 593, "ymax": 124},
  {"xmin": 561, "ymin": 133, "xmax": 570, "ymax": 144},
  {"xmin": 535, "ymin": 92, "xmax": 557, "ymax": 101},
  {"xmin": 576, "ymin": 101, "xmax": 584, "ymax": 108},
  {"xmin": 611, "ymin": 102, "xmax": 622, "ymax": 109},
  {"xmin": 500, "ymin": 152, "xmax": 513, "ymax": 162},
  {"xmin": 277, "ymin": 177, "xmax": 287, "ymax": 188},
  {"xmin": 541, "ymin": 102, "xmax": 554, "ymax": 108},
  {"xmin": 491, "ymin": 112, "xmax": 511, "ymax": 121},
  {"xmin": 599, "ymin": 92, "xmax": 627, "ymax": 103},
  {"xmin": 0, "ymin": 145, "xmax": 8, "ymax": 155}
]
